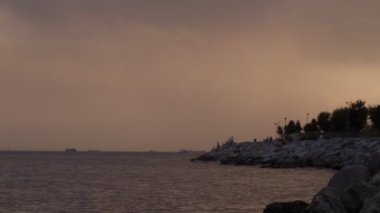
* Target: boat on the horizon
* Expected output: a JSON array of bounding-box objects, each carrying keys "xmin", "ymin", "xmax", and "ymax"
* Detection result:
[
  {"xmin": 178, "ymin": 149, "xmax": 193, "ymax": 154},
  {"xmin": 65, "ymin": 148, "xmax": 77, "ymax": 153}
]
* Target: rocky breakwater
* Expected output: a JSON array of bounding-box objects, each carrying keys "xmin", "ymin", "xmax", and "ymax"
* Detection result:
[{"xmin": 193, "ymin": 138, "xmax": 380, "ymax": 170}]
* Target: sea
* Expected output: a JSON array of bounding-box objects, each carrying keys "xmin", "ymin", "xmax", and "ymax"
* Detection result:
[{"xmin": 0, "ymin": 152, "xmax": 334, "ymax": 213}]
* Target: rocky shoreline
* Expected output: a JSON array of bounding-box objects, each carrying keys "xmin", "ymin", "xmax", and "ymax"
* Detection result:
[
  {"xmin": 193, "ymin": 138, "xmax": 380, "ymax": 212},
  {"xmin": 193, "ymin": 138, "xmax": 380, "ymax": 170}
]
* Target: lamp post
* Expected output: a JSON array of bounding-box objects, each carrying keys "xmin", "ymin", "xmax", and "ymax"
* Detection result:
[{"xmin": 306, "ymin": 113, "xmax": 309, "ymax": 124}]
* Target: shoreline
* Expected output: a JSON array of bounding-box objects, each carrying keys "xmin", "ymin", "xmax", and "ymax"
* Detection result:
[
  {"xmin": 192, "ymin": 137, "xmax": 380, "ymax": 170},
  {"xmin": 194, "ymin": 137, "xmax": 380, "ymax": 212}
]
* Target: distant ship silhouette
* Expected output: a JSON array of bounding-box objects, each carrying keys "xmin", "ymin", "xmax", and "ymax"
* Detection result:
[
  {"xmin": 65, "ymin": 148, "xmax": 77, "ymax": 153},
  {"xmin": 178, "ymin": 149, "xmax": 192, "ymax": 154}
]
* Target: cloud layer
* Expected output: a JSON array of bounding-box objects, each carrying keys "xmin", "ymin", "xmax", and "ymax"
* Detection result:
[{"xmin": 1, "ymin": 0, "xmax": 380, "ymax": 150}]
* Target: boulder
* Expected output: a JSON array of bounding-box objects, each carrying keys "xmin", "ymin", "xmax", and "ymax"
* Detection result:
[
  {"xmin": 341, "ymin": 182, "xmax": 377, "ymax": 213},
  {"xmin": 306, "ymin": 166, "xmax": 371, "ymax": 213},
  {"xmin": 367, "ymin": 154, "xmax": 380, "ymax": 176},
  {"xmin": 360, "ymin": 191, "xmax": 380, "ymax": 213},
  {"xmin": 305, "ymin": 187, "xmax": 346, "ymax": 213},
  {"xmin": 263, "ymin": 200, "xmax": 309, "ymax": 213},
  {"xmin": 369, "ymin": 172, "xmax": 380, "ymax": 188},
  {"xmin": 327, "ymin": 165, "xmax": 370, "ymax": 197}
]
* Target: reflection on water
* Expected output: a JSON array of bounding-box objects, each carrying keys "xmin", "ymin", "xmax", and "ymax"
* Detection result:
[{"xmin": 0, "ymin": 152, "xmax": 334, "ymax": 212}]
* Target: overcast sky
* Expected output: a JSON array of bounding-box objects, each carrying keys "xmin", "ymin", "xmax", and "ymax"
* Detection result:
[{"xmin": 1, "ymin": 0, "xmax": 380, "ymax": 151}]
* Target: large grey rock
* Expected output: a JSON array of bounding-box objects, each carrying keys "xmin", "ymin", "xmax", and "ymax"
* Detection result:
[
  {"xmin": 327, "ymin": 165, "xmax": 370, "ymax": 197},
  {"xmin": 367, "ymin": 154, "xmax": 380, "ymax": 176},
  {"xmin": 306, "ymin": 165, "xmax": 371, "ymax": 213},
  {"xmin": 341, "ymin": 182, "xmax": 377, "ymax": 213},
  {"xmin": 360, "ymin": 192, "xmax": 380, "ymax": 213},
  {"xmin": 370, "ymin": 172, "xmax": 380, "ymax": 188},
  {"xmin": 305, "ymin": 187, "xmax": 346, "ymax": 213},
  {"xmin": 263, "ymin": 200, "xmax": 309, "ymax": 213}
]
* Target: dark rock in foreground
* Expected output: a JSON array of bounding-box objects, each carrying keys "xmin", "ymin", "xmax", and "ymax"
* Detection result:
[
  {"xmin": 264, "ymin": 164, "xmax": 380, "ymax": 213},
  {"xmin": 361, "ymin": 192, "xmax": 380, "ymax": 213},
  {"xmin": 193, "ymin": 138, "xmax": 380, "ymax": 170},
  {"xmin": 304, "ymin": 165, "xmax": 374, "ymax": 213},
  {"xmin": 263, "ymin": 200, "xmax": 309, "ymax": 213}
]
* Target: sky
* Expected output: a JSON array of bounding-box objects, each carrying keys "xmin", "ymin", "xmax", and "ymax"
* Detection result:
[{"xmin": 1, "ymin": 0, "xmax": 380, "ymax": 151}]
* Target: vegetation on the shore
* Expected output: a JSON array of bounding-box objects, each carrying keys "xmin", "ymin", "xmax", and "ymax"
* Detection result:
[
  {"xmin": 276, "ymin": 100, "xmax": 380, "ymax": 141},
  {"xmin": 212, "ymin": 100, "xmax": 380, "ymax": 149}
]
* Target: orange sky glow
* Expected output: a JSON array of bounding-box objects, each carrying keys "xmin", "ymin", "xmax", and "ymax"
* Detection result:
[{"xmin": 0, "ymin": 0, "xmax": 380, "ymax": 151}]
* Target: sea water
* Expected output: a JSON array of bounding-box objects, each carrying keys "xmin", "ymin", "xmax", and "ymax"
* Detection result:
[{"xmin": 0, "ymin": 152, "xmax": 334, "ymax": 212}]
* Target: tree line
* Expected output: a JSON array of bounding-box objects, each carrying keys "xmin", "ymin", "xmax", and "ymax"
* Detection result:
[{"xmin": 276, "ymin": 100, "xmax": 380, "ymax": 140}]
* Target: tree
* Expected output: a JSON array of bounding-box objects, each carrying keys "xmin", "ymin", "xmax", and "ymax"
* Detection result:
[
  {"xmin": 277, "ymin": 126, "xmax": 284, "ymax": 136},
  {"xmin": 311, "ymin": 119, "xmax": 319, "ymax": 131},
  {"xmin": 285, "ymin": 120, "xmax": 297, "ymax": 134},
  {"xmin": 348, "ymin": 100, "xmax": 369, "ymax": 132},
  {"xmin": 369, "ymin": 105, "xmax": 380, "ymax": 130},
  {"xmin": 295, "ymin": 120, "xmax": 302, "ymax": 133},
  {"xmin": 304, "ymin": 118, "xmax": 319, "ymax": 133},
  {"xmin": 330, "ymin": 107, "xmax": 350, "ymax": 132},
  {"xmin": 317, "ymin": 111, "xmax": 331, "ymax": 132}
]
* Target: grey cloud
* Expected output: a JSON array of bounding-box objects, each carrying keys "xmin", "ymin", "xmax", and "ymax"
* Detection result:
[
  {"xmin": 1, "ymin": 0, "xmax": 380, "ymax": 150},
  {"xmin": 1, "ymin": 0, "xmax": 68, "ymax": 26},
  {"xmin": 1, "ymin": 0, "xmax": 266, "ymax": 28}
]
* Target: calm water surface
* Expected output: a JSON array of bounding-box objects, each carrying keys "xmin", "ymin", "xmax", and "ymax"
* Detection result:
[{"xmin": 0, "ymin": 152, "xmax": 334, "ymax": 212}]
